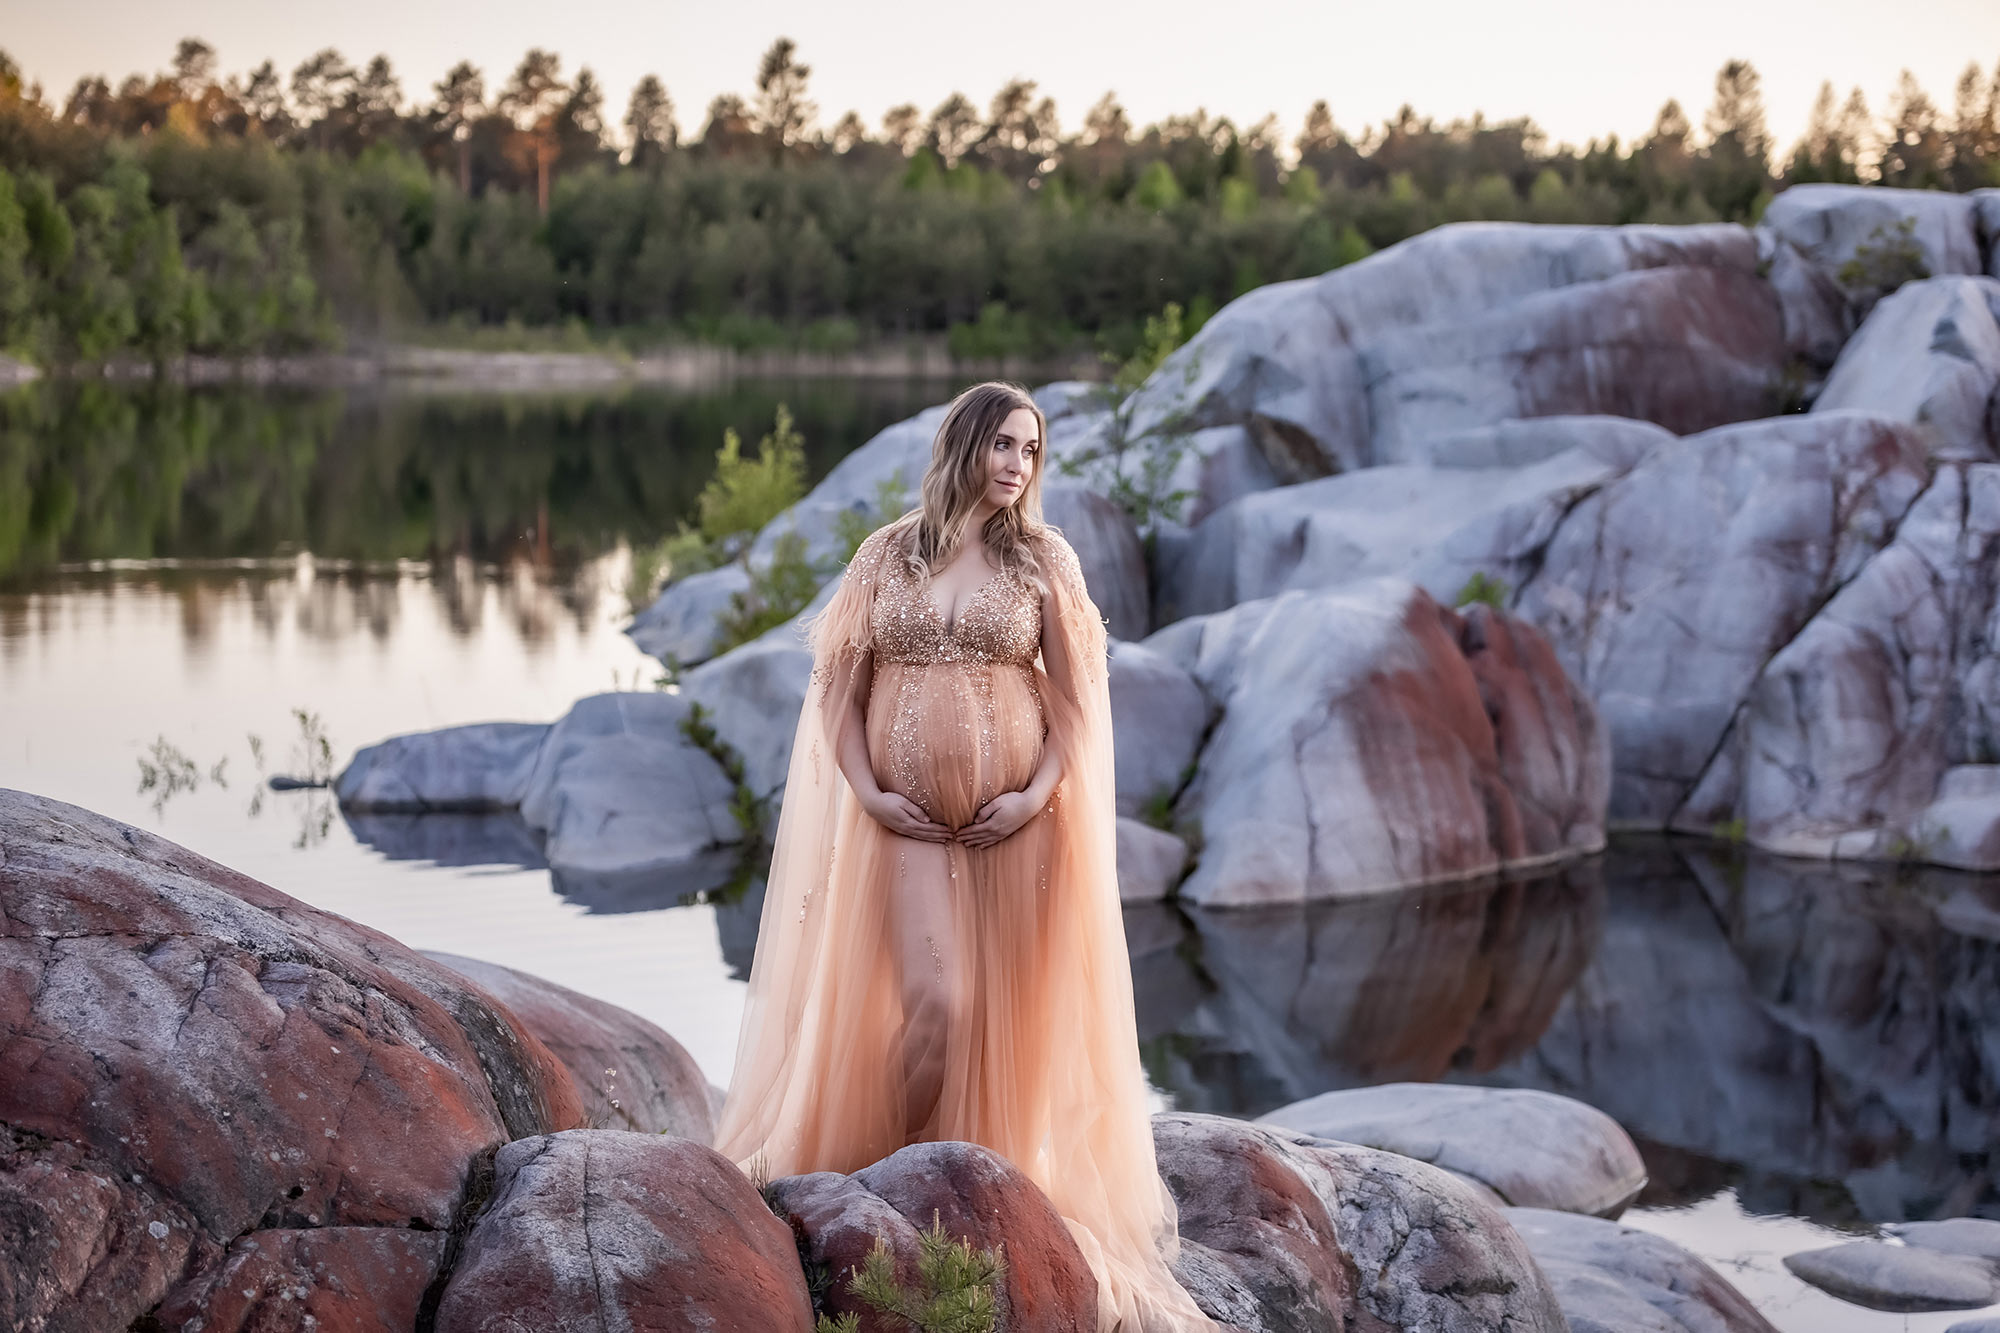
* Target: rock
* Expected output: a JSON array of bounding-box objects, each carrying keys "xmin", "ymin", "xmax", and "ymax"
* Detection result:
[
  {"xmin": 751, "ymin": 404, "xmax": 944, "ymax": 569},
  {"xmin": 1888, "ymin": 1218, "xmax": 2000, "ymax": 1262},
  {"xmin": 767, "ymin": 1139, "xmax": 1098, "ymax": 1333},
  {"xmin": 1052, "ymin": 415, "xmax": 1282, "ymax": 532},
  {"xmin": 1505, "ymin": 1207, "xmax": 1778, "ymax": 1332},
  {"xmin": 1383, "ymin": 412, "xmax": 1676, "ymax": 469},
  {"xmin": 149, "ymin": 1227, "xmax": 449, "ymax": 1333},
  {"xmin": 1362, "ymin": 264, "xmax": 1785, "ymax": 459},
  {"xmin": 1812, "ymin": 275, "xmax": 2000, "ymax": 460},
  {"xmin": 626, "ymin": 563, "xmax": 752, "ymax": 668},
  {"xmin": 1257, "ymin": 1082, "xmax": 1647, "ymax": 1218},
  {"xmin": 1782, "ymin": 1240, "xmax": 2000, "ymax": 1313},
  {"xmin": 1116, "ymin": 818, "xmax": 1189, "ymax": 903},
  {"xmin": 1043, "ymin": 483, "xmax": 1150, "ymax": 641},
  {"xmin": 681, "ymin": 627, "xmax": 816, "ymax": 805},
  {"xmin": 1107, "ymin": 638, "xmax": 1210, "ymax": 817},
  {"xmin": 434, "ymin": 1130, "xmax": 814, "ymax": 1333},
  {"xmin": 1948, "ymin": 1319, "xmax": 2000, "ymax": 1333},
  {"xmin": 1150, "ymin": 580, "xmax": 1607, "ymax": 905},
  {"xmin": 334, "ymin": 721, "xmax": 548, "ymax": 811},
  {"xmin": 1152, "ymin": 1112, "xmax": 1567, "ymax": 1333},
  {"xmin": 1677, "ymin": 464, "xmax": 2000, "ymax": 861},
  {"xmin": 1034, "ymin": 379, "xmax": 1102, "ymax": 422},
  {"xmin": 422, "ymin": 950, "xmax": 715, "ymax": 1143},
  {"xmin": 0, "ymin": 788, "xmax": 586, "ymax": 1332},
  {"xmin": 1758, "ymin": 183, "xmax": 1989, "ymax": 366},
  {"xmin": 1125, "ymin": 219, "xmax": 1761, "ymax": 475},
  {"xmin": 1156, "ymin": 427, "xmax": 1652, "ymax": 623},
  {"xmin": 1980, "ymin": 189, "xmax": 2000, "ymax": 277},
  {"xmin": 518, "ymin": 691, "xmax": 744, "ymax": 878},
  {"xmin": 1516, "ymin": 411, "xmax": 1930, "ymax": 825}
]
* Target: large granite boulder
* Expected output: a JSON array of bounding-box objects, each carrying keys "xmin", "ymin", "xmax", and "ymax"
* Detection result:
[
  {"xmin": 1044, "ymin": 482, "xmax": 1149, "ymax": 641},
  {"xmin": 767, "ymin": 1139, "xmax": 1099, "ymax": 1333},
  {"xmin": 335, "ymin": 721, "xmax": 549, "ymax": 811},
  {"xmin": 518, "ymin": 691, "xmax": 744, "ymax": 878},
  {"xmin": 750, "ymin": 404, "xmax": 944, "ymax": 570},
  {"xmin": 681, "ymin": 627, "xmax": 816, "ymax": 805},
  {"xmin": 1156, "ymin": 420, "xmax": 1659, "ymax": 623},
  {"xmin": 335, "ymin": 693, "xmax": 745, "ymax": 888},
  {"xmin": 1124, "ymin": 219, "xmax": 1763, "ymax": 475},
  {"xmin": 1361, "ymin": 263, "xmax": 1785, "ymax": 459},
  {"xmin": 422, "ymin": 951, "xmax": 716, "ymax": 1143},
  {"xmin": 1257, "ymin": 1082, "xmax": 1647, "ymax": 1218},
  {"xmin": 1812, "ymin": 275, "xmax": 2000, "ymax": 461},
  {"xmin": 1116, "ymin": 817, "xmax": 1190, "ymax": 903},
  {"xmin": 1757, "ymin": 183, "xmax": 1990, "ymax": 367},
  {"xmin": 1514, "ymin": 411, "xmax": 1931, "ymax": 825},
  {"xmin": 1049, "ymin": 415, "xmax": 1283, "ymax": 534},
  {"xmin": 434, "ymin": 1130, "xmax": 814, "ymax": 1332},
  {"xmin": 1506, "ymin": 1207, "xmax": 1779, "ymax": 1332},
  {"xmin": 1146, "ymin": 579, "xmax": 1607, "ymax": 905},
  {"xmin": 627, "ymin": 563, "xmax": 752, "ymax": 668},
  {"xmin": 1107, "ymin": 638, "xmax": 1211, "ymax": 816},
  {"xmin": 1152, "ymin": 1112, "xmax": 1568, "ymax": 1332},
  {"xmin": 1678, "ymin": 464, "xmax": 2000, "ymax": 864},
  {"xmin": 0, "ymin": 789, "xmax": 586, "ymax": 1333}
]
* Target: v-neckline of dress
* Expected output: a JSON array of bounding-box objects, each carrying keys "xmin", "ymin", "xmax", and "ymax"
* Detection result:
[{"xmin": 924, "ymin": 568, "xmax": 1007, "ymax": 639}]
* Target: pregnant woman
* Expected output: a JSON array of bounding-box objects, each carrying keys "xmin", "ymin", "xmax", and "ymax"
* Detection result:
[{"xmin": 715, "ymin": 380, "xmax": 1215, "ymax": 1332}]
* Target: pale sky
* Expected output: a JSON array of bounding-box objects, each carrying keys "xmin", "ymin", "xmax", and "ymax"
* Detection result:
[{"xmin": 5, "ymin": 0, "xmax": 1997, "ymax": 156}]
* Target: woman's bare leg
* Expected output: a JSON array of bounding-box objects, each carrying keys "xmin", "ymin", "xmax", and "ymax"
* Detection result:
[{"xmin": 886, "ymin": 835, "xmax": 965, "ymax": 1140}]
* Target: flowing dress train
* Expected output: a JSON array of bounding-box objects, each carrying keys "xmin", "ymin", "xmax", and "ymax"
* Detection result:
[{"xmin": 714, "ymin": 516, "xmax": 1217, "ymax": 1333}]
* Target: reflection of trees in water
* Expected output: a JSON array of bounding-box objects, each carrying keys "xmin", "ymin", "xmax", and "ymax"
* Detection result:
[
  {"xmin": 0, "ymin": 376, "xmax": 959, "ymax": 581},
  {"xmin": 1134, "ymin": 837, "xmax": 2000, "ymax": 1227}
]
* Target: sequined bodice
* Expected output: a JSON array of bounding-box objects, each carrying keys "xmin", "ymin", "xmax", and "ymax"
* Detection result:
[{"xmin": 869, "ymin": 549, "xmax": 1042, "ymax": 666}]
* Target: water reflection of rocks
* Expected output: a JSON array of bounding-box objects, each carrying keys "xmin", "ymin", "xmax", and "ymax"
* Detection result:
[
  {"xmin": 1132, "ymin": 837, "xmax": 2000, "ymax": 1230},
  {"xmin": 344, "ymin": 805, "xmax": 2000, "ymax": 1228}
]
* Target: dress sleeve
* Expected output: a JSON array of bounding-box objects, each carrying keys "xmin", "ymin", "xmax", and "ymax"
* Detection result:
[{"xmin": 805, "ymin": 521, "xmax": 898, "ymax": 663}]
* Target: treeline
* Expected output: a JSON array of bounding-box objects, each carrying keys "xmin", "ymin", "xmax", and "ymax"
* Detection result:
[{"xmin": 0, "ymin": 39, "xmax": 1996, "ymax": 367}]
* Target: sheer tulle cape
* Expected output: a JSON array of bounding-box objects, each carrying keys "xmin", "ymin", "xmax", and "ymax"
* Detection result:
[{"xmin": 713, "ymin": 520, "xmax": 1215, "ymax": 1332}]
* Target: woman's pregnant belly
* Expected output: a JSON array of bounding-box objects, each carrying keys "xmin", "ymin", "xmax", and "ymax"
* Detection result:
[{"xmin": 865, "ymin": 661, "xmax": 1045, "ymax": 831}]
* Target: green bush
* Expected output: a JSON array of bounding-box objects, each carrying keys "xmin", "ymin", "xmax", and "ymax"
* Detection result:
[{"xmin": 814, "ymin": 1214, "xmax": 1005, "ymax": 1333}]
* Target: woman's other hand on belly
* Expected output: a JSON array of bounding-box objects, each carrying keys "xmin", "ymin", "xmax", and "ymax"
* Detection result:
[{"xmin": 956, "ymin": 789, "xmax": 1045, "ymax": 848}]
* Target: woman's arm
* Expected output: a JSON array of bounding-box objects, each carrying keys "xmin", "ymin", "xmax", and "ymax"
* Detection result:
[
  {"xmin": 958, "ymin": 584, "xmax": 1069, "ymax": 848},
  {"xmin": 834, "ymin": 650, "xmax": 952, "ymax": 843}
]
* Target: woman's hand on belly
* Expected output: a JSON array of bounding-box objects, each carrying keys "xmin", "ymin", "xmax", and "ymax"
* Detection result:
[
  {"xmin": 957, "ymin": 790, "xmax": 1044, "ymax": 848},
  {"xmin": 860, "ymin": 789, "xmax": 954, "ymax": 843}
]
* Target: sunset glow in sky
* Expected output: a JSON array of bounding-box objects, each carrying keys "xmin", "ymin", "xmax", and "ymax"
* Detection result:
[{"xmin": 8, "ymin": 0, "xmax": 1999, "ymax": 154}]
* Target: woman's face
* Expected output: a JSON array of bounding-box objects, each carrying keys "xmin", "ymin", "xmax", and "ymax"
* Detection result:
[{"xmin": 981, "ymin": 406, "xmax": 1040, "ymax": 511}]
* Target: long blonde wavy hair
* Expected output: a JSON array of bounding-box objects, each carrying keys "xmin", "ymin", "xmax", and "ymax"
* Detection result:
[{"xmin": 895, "ymin": 380, "xmax": 1051, "ymax": 588}]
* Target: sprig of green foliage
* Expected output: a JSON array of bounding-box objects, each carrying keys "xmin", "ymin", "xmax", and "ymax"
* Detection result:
[{"xmin": 814, "ymin": 1215, "xmax": 1006, "ymax": 1333}]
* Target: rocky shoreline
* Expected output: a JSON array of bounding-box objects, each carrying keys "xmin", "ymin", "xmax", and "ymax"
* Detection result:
[
  {"xmin": 3, "ymin": 786, "xmax": 1823, "ymax": 1332},
  {"xmin": 344, "ymin": 181, "xmax": 2000, "ymax": 896}
]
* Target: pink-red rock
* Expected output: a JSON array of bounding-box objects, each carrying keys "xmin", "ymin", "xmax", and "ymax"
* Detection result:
[
  {"xmin": 422, "ymin": 950, "xmax": 715, "ymax": 1142},
  {"xmin": 0, "ymin": 788, "xmax": 585, "ymax": 1332},
  {"xmin": 434, "ymin": 1129, "xmax": 813, "ymax": 1333},
  {"xmin": 766, "ymin": 1139, "xmax": 1099, "ymax": 1333}
]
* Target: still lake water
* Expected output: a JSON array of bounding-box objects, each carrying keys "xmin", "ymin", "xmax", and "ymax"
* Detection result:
[{"xmin": 3, "ymin": 377, "xmax": 1996, "ymax": 1331}]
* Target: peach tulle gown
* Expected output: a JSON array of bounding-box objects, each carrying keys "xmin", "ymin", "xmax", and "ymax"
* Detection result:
[{"xmin": 714, "ymin": 515, "xmax": 1217, "ymax": 1333}]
